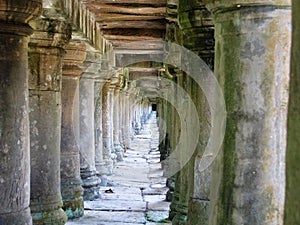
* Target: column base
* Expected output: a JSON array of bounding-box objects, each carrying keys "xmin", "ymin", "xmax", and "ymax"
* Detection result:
[
  {"xmin": 166, "ymin": 190, "xmax": 174, "ymax": 202},
  {"xmin": 61, "ymin": 178, "xmax": 84, "ymax": 219},
  {"xmin": 114, "ymin": 144, "xmax": 124, "ymax": 161},
  {"xmin": 0, "ymin": 208, "xmax": 32, "ymax": 225},
  {"xmin": 172, "ymin": 214, "xmax": 188, "ymax": 225},
  {"xmin": 166, "ymin": 177, "xmax": 175, "ymax": 202},
  {"xmin": 80, "ymin": 167, "xmax": 101, "ymax": 201},
  {"xmin": 169, "ymin": 193, "xmax": 188, "ymax": 224},
  {"xmin": 31, "ymin": 208, "xmax": 67, "ymax": 225},
  {"xmin": 134, "ymin": 122, "xmax": 141, "ymax": 134},
  {"xmin": 96, "ymin": 158, "xmax": 114, "ymax": 176},
  {"xmin": 187, "ymin": 199, "xmax": 209, "ymax": 225}
]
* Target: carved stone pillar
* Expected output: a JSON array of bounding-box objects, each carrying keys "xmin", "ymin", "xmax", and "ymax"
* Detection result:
[
  {"xmin": 169, "ymin": 72, "xmax": 191, "ymax": 225},
  {"xmin": 206, "ymin": 1, "xmax": 291, "ymax": 224},
  {"xmin": 28, "ymin": 11, "xmax": 71, "ymax": 224},
  {"xmin": 177, "ymin": 1, "xmax": 215, "ymax": 224},
  {"xmin": 95, "ymin": 78, "xmax": 106, "ymax": 178},
  {"xmin": 100, "ymin": 81, "xmax": 114, "ymax": 175},
  {"xmin": 79, "ymin": 48, "xmax": 101, "ymax": 200},
  {"xmin": 123, "ymin": 91, "xmax": 132, "ymax": 151},
  {"xmin": 113, "ymin": 82, "xmax": 124, "ymax": 161},
  {"xmin": 61, "ymin": 39, "xmax": 86, "ymax": 219},
  {"xmin": 0, "ymin": 2, "xmax": 42, "ymax": 224},
  {"xmin": 109, "ymin": 83, "xmax": 116, "ymax": 155},
  {"xmin": 118, "ymin": 88, "xmax": 125, "ymax": 150}
]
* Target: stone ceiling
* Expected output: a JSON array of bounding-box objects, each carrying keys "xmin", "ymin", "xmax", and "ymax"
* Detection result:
[
  {"xmin": 84, "ymin": 0, "xmax": 167, "ymax": 48},
  {"xmin": 62, "ymin": 0, "xmax": 168, "ymax": 100},
  {"xmin": 82, "ymin": 0, "xmax": 167, "ymax": 100}
]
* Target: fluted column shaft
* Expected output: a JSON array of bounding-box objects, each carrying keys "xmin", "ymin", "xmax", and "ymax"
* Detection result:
[
  {"xmin": 61, "ymin": 39, "xmax": 86, "ymax": 219},
  {"xmin": 207, "ymin": 1, "xmax": 291, "ymax": 224},
  {"xmin": 0, "ymin": 2, "xmax": 42, "ymax": 224}
]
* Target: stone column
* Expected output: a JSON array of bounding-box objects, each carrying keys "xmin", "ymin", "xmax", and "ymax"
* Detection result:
[
  {"xmin": 28, "ymin": 11, "xmax": 71, "ymax": 224},
  {"xmin": 123, "ymin": 90, "xmax": 131, "ymax": 151},
  {"xmin": 118, "ymin": 88, "xmax": 125, "ymax": 150},
  {"xmin": 79, "ymin": 50, "xmax": 101, "ymax": 200},
  {"xmin": 109, "ymin": 82, "xmax": 116, "ymax": 157},
  {"xmin": 177, "ymin": 1, "xmax": 215, "ymax": 224},
  {"xmin": 99, "ymin": 81, "xmax": 114, "ymax": 175},
  {"xmin": 162, "ymin": 2, "xmax": 183, "ymax": 212},
  {"xmin": 129, "ymin": 90, "xmax": 138, "ymax": 139},
  {"xmin": 113, "ymin": 80, "xmax": 124, "ymax": 161},
  {"xmin": 284, "ymin": 0, "xmax": 300, "ymax": 223},
  {"xmin": 95, "ymin": 78, "xmax": 105, "ymax": 179},
  {"xmin": 61, "ymin": 39, "xmax": 86, "ymax": 219},
  {"xmin": 206, "ymin": 1, "xmax": 291, "ymax": 224},
  {"xmin": 0, "ymin": 2, "xmax": 42, "ymax": 224},
  {"xmin": 169, "ymin": 72, "xmax": 191, "ymax": 225}
]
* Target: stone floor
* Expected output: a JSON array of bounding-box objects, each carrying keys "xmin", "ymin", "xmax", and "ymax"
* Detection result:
[{"xmin": 66, "ymin": 113, "xmax": 171, "ymax": 225}]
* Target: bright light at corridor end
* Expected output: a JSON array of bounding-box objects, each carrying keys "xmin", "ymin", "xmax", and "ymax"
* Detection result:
[{"xmin": 98, "ymin": 40, "xmax": 227, "ymax": 178}]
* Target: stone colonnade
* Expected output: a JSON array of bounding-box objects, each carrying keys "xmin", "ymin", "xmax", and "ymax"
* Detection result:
[
  {"xmin": 1, "ymin": 0, "xmax": 300, "ymax": 224},
  {"xmin": 0, "ymin": 1, "xmax": 154, "ymax": 224},
  {"xmin": 159, "ymin": 0, "xmax": 293, "ymax": 224}
]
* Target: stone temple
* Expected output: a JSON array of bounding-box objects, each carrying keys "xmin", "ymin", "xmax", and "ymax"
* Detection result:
[{"xmin": 0, "ymin": 0, "xmax": 299, "ymax": 224}]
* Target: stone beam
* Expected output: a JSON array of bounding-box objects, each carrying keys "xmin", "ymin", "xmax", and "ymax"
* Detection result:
[
  {"xmin": 87, "ymin": 4, "xmax": 166, "ymax": 16},
  {"xmin": 115, "ymin": 51, "xmax": 164, "ymax": 67},
  {"xmin": 99, "ymin": 20, "xmax": 166, "ymax": 30},
  {"xmin": 88, "ymin": 0, "xmax": 167, "ymax": 6},
  {"xmin": 113, "ymin": 40, "xmax": 164, "ymax": 50},
  {"xmin": 129, "ymin": 67, "xmax": 158, "ymax": 80}
]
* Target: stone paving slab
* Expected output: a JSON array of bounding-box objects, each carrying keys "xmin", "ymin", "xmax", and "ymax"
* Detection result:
[
  {"xmin": 144, "ymin": 195, "xmax": 166, "ymax": 203},
  {"xmin": 99, "ymin": 187, "xmax": 143, "ymax": 201},
  {"xmin": 100, "ymin": 193, "xmax": 143, "ymax": 201},
  {"xmin": 85, "ymin": 199, "xmax": 147, "ymax": 211},
  {"xmin": 148, "ymin": 201, "xmax": 171, "ymax": 211},
  {"xmin": 100, "ymin": 186, "xmax": 142, "ymax": 194},
  {"xmin": 146, "ymin": 223, "xmax": 172, "ymax": 225},
  {"xmin": 66, "ymin": 210, "xmax": 146, "ymax": 224},
  {"xmin": 67, "ymin": 114, "xmax": 170, "ymax": 225},
  {"xmin": 146, "ymin": 211, "xmax": 170, "ymax": 223},
  {"xmin": 142, "ymin": 187, "xmax": 168, "ymax": 195}
]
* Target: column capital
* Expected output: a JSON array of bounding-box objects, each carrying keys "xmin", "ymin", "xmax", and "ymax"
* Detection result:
[
  {"xmin": 82, "ymin": 42, "xmax": 101, "ymax": 79},
  {"xmin": 205, "ymin": 0, "xmax": 291, "ymax": 14},
  {"xmin": 63, "ymin": 39, "xmax": 87, "ymax": 78},
  {"xmin": 29, "ymin": 16, "xmax": 71, "ymax": 49},
  {"xmin": 0, "ymin": 0, "xmax": 42, "ymax": 28},
  {"xmin": 0, "ymin": 1, "xmax": 42, "ymax": 35},
  {"xmin": 28, "ymin": 17, "xmax": 72, "ymax": 92}
]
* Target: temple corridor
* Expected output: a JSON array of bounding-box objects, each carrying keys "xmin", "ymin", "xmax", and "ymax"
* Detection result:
[
  {"xmin": 1, "ymin": 0, "xmax": 300, "ymax": 225},
  {"xmin": 66, "ymin": 112, "xmax": 172, "ymax": 225}
]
